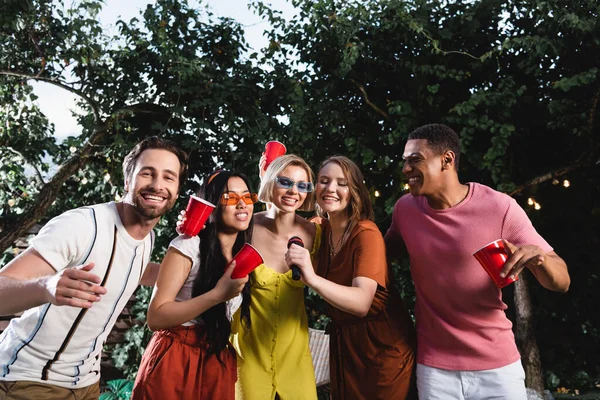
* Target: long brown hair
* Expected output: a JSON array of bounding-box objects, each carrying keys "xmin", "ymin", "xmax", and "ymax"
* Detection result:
[{"xmin": 316, "ymin": 156, "xmax": 374, "ymax": 229}]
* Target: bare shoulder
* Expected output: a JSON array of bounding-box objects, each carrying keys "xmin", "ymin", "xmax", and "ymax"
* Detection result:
[
  {"xmin": 253, "ymin": 211, "xmax": 268, "ymax": 226},
  {"xmin": 296, "ymin": 215, "xmax": 316, "ymax": 235},
  {"xmin": 294, "ymin": 215, "xmax": 317, "ymax": 247},
  {"xmin": 250, "ymin": 212, "xmax": 271, "ymax": 242}
]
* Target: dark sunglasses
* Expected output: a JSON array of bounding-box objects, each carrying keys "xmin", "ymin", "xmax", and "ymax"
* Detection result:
[
  {"xmin": 220, "ymin": 192, "xmax": 259, "ymax": 206},
  {"xmin": 275, "ymin": 176, "xmax": 314, "ymax": 193}
]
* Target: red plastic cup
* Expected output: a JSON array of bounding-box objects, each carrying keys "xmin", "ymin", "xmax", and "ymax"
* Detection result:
[
  {"xmin": 230, "ymin": 243, "xmax": 264, "ymax": 279},
  {"xmin": 179, "ymin": 196, "xmax": 215, "ymax": 236},
  {"xmin": 264, "ymin": 140, "xmax": 287, "ymax": 169},
  {"xmin": 473, "ymin": 239, "xmax": 518, "ymax": 288}
]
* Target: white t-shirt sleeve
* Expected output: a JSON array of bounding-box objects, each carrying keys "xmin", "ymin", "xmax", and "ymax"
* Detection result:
[
  {"xmin": 169, "ymin": 235, "xmax": 201, "ymax": 266},
  {"xmin": 227, "ymin": 294, "xmax": 243, "ymax": 321},
  {"xmin": 31, "ymin": 208, "xmax": 95, "ymax": 272}
]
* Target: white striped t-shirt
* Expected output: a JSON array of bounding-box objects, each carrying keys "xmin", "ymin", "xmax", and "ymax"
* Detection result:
[{"xmin": 0, "ymin": 202, "xmax": 154, "ymax": 388}]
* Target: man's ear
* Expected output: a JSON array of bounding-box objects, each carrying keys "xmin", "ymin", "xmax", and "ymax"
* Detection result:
[
  {"xmin": 124, "ymin": 178, "xmax": 130, "ymax": 194},
  {"xmin": 442, "ymin": 151, "xmax": 456, "ymax": 170}
]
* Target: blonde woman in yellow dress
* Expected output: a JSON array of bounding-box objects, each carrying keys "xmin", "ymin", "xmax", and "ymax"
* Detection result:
[{"xmin": 231, "ymin": 154, "xmax": 320, "ymax": 400}]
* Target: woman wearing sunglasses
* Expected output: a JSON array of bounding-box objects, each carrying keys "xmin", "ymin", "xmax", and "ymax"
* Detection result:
[
  {"xmin": 231, "ymin": 154, "xmax": 320, "ymax": 400},
  {"xmin": 132, "ymin": 170, "xmax": 257, "ymax": 400},
  {"xmin": 285, "ymin": 156, "xmax": 417, "ymax": 399}
]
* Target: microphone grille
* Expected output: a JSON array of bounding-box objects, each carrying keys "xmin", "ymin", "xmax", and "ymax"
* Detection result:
[{"xmin": 287, "ymin": 236, "xmax": 304, "ymax": 248}]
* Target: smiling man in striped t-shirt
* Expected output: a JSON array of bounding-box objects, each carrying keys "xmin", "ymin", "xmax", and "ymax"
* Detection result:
[{"xmin": 0, "ymin": 137, "xmax": 188, "ymax": 400}]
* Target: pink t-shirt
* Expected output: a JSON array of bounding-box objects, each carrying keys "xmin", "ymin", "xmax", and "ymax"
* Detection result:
[{"xmin": 386, "ymin": 182, "xmax": 552, "ymax": 371}]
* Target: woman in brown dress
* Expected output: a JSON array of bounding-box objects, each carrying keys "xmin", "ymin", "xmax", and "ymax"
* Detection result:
[{"xmin": 285, "ymin": 156, "xmax": 417, "ymax": 400}]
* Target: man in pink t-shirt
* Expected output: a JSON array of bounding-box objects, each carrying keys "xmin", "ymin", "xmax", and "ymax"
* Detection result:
[{"xmin": 385, "ymin": 124, "xmax": 570, "ymax": 399}]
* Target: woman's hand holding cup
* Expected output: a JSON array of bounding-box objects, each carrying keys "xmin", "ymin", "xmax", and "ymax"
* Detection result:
[{"xmin": 215, "ymin": 261, "xmax": 249, "ymax": 301}]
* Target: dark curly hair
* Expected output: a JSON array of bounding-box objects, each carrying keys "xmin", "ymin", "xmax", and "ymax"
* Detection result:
[{"xmin": 408, "ymin": 124, "xmax": 461, "ymax": 170}]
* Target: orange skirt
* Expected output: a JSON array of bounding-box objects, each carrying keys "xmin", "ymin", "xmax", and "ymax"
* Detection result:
[{"xmin": 131, "ymin": 325, "xmax": 237, "ymax": 400}]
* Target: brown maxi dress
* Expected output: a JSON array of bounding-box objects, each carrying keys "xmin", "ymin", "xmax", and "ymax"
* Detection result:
[{"xmin": 314, "ymin": 219, "xmax": 417, "ymax": 400}]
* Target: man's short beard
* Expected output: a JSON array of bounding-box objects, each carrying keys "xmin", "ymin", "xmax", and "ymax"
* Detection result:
[{"xmin": 130, "ymin": 190, "xmax": 176, "ymax": 219}]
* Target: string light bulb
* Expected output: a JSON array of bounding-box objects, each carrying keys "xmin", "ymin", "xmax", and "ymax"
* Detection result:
[
  {"xmin": 403, "ymin": 184, "xmax": 410, "ymax": 191},
  {"xmin": 374, "ymin": 190, "xmax": 380, "ymax": 197},
  {"xmin": 552, "ymin": 179, "xmax": 559, "ymax": 185},
  {"xmin": 527, "ymin": 198, "xmax": 534, "ymax": 206},
  {"xmin": 563, "ymin": 180, "xmax": 570, "ymax": 188},
  {"xmin": 534, "ymin": 202, "xmax": 541, "ymax": 210}
]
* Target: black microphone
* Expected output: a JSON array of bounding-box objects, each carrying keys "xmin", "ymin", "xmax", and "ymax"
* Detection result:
[{"xmin": 287, "ymin": 236, "xmax": 304, "ymax": 281}]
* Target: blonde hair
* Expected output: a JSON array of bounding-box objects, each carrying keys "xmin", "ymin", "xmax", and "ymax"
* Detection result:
[
  {"xmin": 316, "ymin": 156, "xmax": 374, "ymax": 227},
  {"xmin": 259, "ymin": 154, "xmax": 315, "ymax": 212}
]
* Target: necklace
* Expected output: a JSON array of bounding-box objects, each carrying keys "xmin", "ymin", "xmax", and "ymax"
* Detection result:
[{"xmin": 329, "ymin": 223, "xmax": 352, "ymax": 258}]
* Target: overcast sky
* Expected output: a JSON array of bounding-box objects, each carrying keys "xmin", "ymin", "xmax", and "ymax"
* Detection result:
[{"xmin": 33, "ymin": 0, "xmax": 296, "ymax": 140}]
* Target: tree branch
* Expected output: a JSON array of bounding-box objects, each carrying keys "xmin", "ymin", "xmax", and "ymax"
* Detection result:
[
  {"xmin": 588, "ymin": 86, "xmax": 600, "ymax": 135},
  {"xmin": 1, "ymin": 147, "xmax": 46, "ymax": 185},
  {"xmin": 508, "ymin": 162, "xmax": 587, "ymax": 197},
  {"xmin": 0, "ymin": 70, "xmax": 101, "ymax": 123},
  {"xmin": 27, "ymin": 28, "xmax": 46, "ymax": 77},
  {"xmin": 349, "ymin": 78, "xmax": 390, "ymax": 120},
  {"xmin": 509, "ymin": 87, "xmax": 600, "ymax": 198},
  {"xmin": 514, "ymin": 273, "xmax": 545, "ymax": 396},
  {"xmin": 587, "ymin": 86, "xmax": 599, "ymax": 161},
  {"xmin": 0, "ymin": 127, "xmax": 108, "ymax": 253}
]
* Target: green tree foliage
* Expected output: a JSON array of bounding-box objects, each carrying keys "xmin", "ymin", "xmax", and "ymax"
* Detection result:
[
  {"xmin": 254, "ymin": 0, "xmax": 600, "ymax": 392},
  {"xmin": 0, "ymin": 0, "xmax": 282, "ymax": 252},
  {"xmin": 1, "ymin": 0, "xmax": 279, "ymax": 382},
  {"xmin": 1, "ymin": 0, "xmax": 598, "ymax": 393}
]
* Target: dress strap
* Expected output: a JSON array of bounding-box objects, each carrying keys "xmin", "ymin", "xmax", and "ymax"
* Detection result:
[{"xmin": 310, "ymin": 222, "xmax": 323, "ymax": 257}]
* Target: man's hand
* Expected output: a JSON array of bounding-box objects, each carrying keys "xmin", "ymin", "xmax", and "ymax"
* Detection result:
[
  {"xmin": 42, "ymin": 263, "xmax": 107, "ymax": 308},
  {"xmin": 500, "ymin": 240, "xmax": 545, "ymax": 280}
]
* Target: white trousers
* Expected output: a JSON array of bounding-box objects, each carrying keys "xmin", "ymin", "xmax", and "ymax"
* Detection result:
[{"xmin": 417, "ymin": 360, "xmax": 528, "ymax": 400}]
